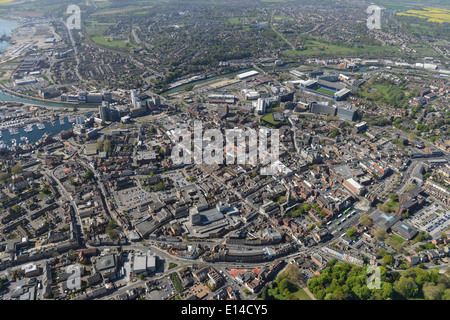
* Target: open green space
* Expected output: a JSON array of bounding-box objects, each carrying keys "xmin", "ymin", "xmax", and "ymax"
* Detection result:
[
  {"xmin": 390, "ymin": 233, "xmax": 405, "ymax": 245},
  {"xmin": 282, "ymin": 39, "xmax": 398, "ymax": 57},
  {"xmin": 268, "ymin": 286, "xmax": 311, "ymax": 300},
  {"xmin": 228, "ymin": 16, "xmax": 260, "ymax": 25},
  {"xmin": 308, "ymin": 259, "xmax": 449, "ymax": 300},
  {"xmin": 259, "ymin": 264, "xmax": 312, "ymax": 300},
  {"xmin": 91, "ymin": 36, "xmax": 134, "ymax": 49},
  {"xmin": 315, "ymin": 87, "xmax": 336, "ymax": 96},
  {"xmin": 356, "ymin": 77, "xmax": 412, "ymax": 109}
]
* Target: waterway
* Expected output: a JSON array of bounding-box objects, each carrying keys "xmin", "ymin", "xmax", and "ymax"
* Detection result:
[
  {"xmin": 0, "ymin": 90, "xmax": 93, "ymax": 109},
  {"xmin": 0, "ymin": 18, "xmax": 20, "ymax": 53},
  {"xmin": 0, "ymin": 116, "xmax": 77, "ymax": 148}
]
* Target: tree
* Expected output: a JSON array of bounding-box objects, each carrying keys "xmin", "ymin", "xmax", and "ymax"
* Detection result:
[
  {"xmin": 389, "ymin": 193, "xmax": 399, "ymax": 202},
  {"xmin": 106, "ymin": 220, "xmax": 119, "ymax": 240},
  {"xmin": 11, "ymin": 163, "xmax": 23, "ymax": 175},
  {"xmin": 381, "ymin": 282, "xmax": 394, "ymax": 300},
  {"xmin": 346, "ymin": 227, "xmax": 357, "ymax": 240},
  {"xmin": 359, "ymin": 214, "xmax": 373, "ymax": 227},
  {"xmin": 97, "ymin": 139, "xmax": 104, "ymax": 151},
  {"xmin": 377, "ymin": 248, "xmax": 387, "ymax": 257},
  {"xmin": 383, "ymin": 255, "xmax": 393, "ymax": 265},
  {"xmin": 276, "ymin": 264, "xmax": 302, "ymax": 284},
  {"xmin": 68, "ymin": 249, "xmax": 77, "ymax": 262},
  {"xmin": 374, "ymin": 229, "xmax": 388, "ymax": 241},
  {"xmin": 103, "ymin": 139, "xmax": 112, "ymax": 153},
  {"xmin": 422, "ymin": 282, "xmax": 445, "ymax": 300},
  {"xmin": 0, "ymin": 172, "xmax": 10, "ymax": 182},
  {"xmin": 278, "ymin": 278, "xmax": 292, "ymax": 293},
  {"xmin": 85, "ymin": 170, "xmax": 94, "ymax": 180},
  {"xmin": 394, "ymin": 276, "xmax": 418, "ymax": 298}
]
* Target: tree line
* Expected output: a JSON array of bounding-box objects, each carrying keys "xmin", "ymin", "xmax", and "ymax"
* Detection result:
[{"xmin": 307, "ymin": 259, "xmax": 450, "ymax": 300}]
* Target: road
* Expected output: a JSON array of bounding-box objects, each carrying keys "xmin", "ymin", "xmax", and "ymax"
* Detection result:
[
  {"xmin": 269, "ymin": 11, "xmax": 295, "ymax": 51},
  {"xmin": 46, "ymin": 167, "xmax": 86, "ymax": 247}
]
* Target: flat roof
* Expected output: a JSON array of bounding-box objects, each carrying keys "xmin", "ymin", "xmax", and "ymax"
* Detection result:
[{"xmin": 237, "ymin": 70, "xmax": 259, "ymax": 79}]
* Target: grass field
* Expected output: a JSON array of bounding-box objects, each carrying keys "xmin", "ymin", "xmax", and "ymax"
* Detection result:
[
  {"xmin": 390, "ymin": 234, "xmax": 405, "ymax": 245},
  {"xmin": 315, "ymin": 87, "xmax": 336, "ymax": 96},
  {"xmin": 397, "ymin": 7, "xmax": 450, "ymax": 24},
  {"xmin": 91, "ymin": 36, "xmax": 133, "ymax": 49},
  {"xmin": 282, "ymin": 39, "xmax": 398, "ymax": 57},
  {"xmin": 228, "ymin": 16, "xmax": 260, "ymax": 25},
  {"xmin": 261, "ymin": 113, "xmax": 279, "ymax": 126},
  {"xmin": 268, "ymin": 287, "xmax": 312, "ymax": 300}
]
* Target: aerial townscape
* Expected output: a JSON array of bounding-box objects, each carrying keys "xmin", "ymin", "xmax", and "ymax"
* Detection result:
[{"xmin": 0, "ymin": 0, "xmax": 449, "ymax": 304}]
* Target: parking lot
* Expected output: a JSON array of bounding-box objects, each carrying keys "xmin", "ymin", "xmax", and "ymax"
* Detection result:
[
  {"xmin": 161, "ymin": 170, "xmax": 190, "ymax": 188},
  {"xmin": 146, "ymin": 276, "xmax": 176, "ymax": 300},
  {"xmin": 409, "ymin": 203, "xmax": 450, "ymax": 239},
  {"xmin": 115, "ymin": 186, "xmax": 152, "ymax": 211}
]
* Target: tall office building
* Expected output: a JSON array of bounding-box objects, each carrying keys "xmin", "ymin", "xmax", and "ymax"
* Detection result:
[
  {"xmin": 99, "ymin": 101, "xmax": 120, "ymax": 122},
  {"xmin": 255, "ymin": 98, "xmax": 267, "ymax": 115},
  {"xmin": 131, "ymin": 90, "xmax": 140, "ymax": 108}
]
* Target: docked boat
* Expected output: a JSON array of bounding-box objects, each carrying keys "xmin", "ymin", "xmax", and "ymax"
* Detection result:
[
  {"xmin": 37, "ymin": 123, "xmax": 45, "ymax": 130},
  {"xmin": 59, "ymin": 118, "xmax": 65, "ymax": 125},
  {"xmin": 8, "ymin": 127, "xmax": 19, "ymax": 135},
  {"xmin": 11, "ymin": 139, "xmax": 17, "ymax": 147},
  {"xmin": 24, "ymin": 124, "xmax": 33, "ymax": 132}
]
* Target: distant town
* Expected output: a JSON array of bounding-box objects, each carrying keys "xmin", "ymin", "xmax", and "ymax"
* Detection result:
[{"xmin": 0, "ymin": 0, "xmax": 448, "ymax": 302}]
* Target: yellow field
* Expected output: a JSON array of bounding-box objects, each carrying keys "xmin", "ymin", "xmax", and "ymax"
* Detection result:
[
  {"xmin": 0, "ymin": 0, "xmax": 14, "ymax": 3},
  {"xmin": 396, "ymin": 7, "xmax": 450, "ymax": 24}
]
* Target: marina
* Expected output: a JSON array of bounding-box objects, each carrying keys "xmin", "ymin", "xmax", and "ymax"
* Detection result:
[
  {"xmin": 24, "ymin": 124, "xmax": 33, "ymax": 132},
  {"xmin": 0, "ymin": 116, "xmax": 77, "ymax": 148}
]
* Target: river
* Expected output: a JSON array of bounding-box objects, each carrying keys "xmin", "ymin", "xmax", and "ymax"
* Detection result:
[{"xmin": 0, "ymin": 18, "xmax": 19, "ymax": 53}]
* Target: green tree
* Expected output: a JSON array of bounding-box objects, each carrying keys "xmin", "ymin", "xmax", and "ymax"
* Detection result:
[
  {"xmin": 11, "ymin": 163, "xmax": 23, "ymax": 175},
  {"xmin": 103, "ymin": 139, "xmax": 112, "ymax": 153},
  {"xmin": 97, "ymin": 139, "xmax": 104, "ymax": 151},
  {"xmin": 383, "ymin": 255, "xmax": 393, "ymax": 265},
  {"xmin": 377, "ymin": 248, "xmax": 387, "ymax": 258},
  {"xmin": 85, "ymin": 170, "xmax": 94, "ymax": 180},
  {"xmin": 422, "ymin": 282, "xmax": 445, "ymax": 300},
  {"xmin": 394, "ymin": 276, "xmax": 418, "ymax": 298},
  {"xmin": 381, "ymin": 282, "xmax": 394, "ymax": 299},
  {"xmin": 374, "ymin": 229, "xmax": 388, "ymax": 241},
  {"xmin": 359, "ymin": 214, "xmax": 373, "ymax": 227},
  {"xmin": 346, "ymin": 227, "xmax": 357, "ymax": 240}
]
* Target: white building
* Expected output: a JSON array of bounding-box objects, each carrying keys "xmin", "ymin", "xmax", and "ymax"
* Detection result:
[
  {"xmin": 133, "ymin": 250, "xmax": 156, "ymax": 275},
  {"xmin": 237, "ymin": 70, "xmax": 259, "ymax": 80},
  {"xmin": 254, "ymin": 98, "xmax": 267, "ymax": 115}
]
